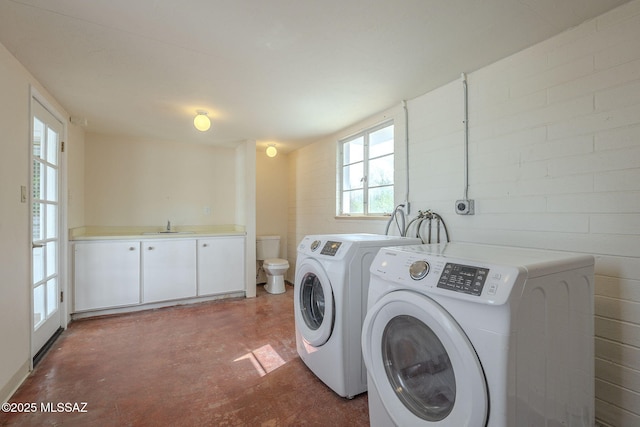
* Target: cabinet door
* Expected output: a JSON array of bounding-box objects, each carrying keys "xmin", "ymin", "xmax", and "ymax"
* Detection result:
[
  {"xmin": 74, "ymin": 241, "xmax": 141, "ymax": 311},
  {"xmin": 143, "ymin": 239, "xmax": 197, "ymax": 303},
  {"xmin": 197, "ymin": 237, "xmax": 245, "ymax": 296}
]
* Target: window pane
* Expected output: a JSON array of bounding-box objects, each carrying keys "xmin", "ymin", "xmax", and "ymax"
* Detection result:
[
  {"xmin": 343, "ymin": 190, "xmax": 363, "ymax": 214},
  {"xmin": 369, "ymin": 186, "xmax": 394, "ymax": 214},
  {"xmin": 46, "ymin": 165, "xmax": 57, "ymax": 202},
  {"xmin": 46, "ymin": 204, "xmax": 57, "ymax": 239},
  {"xmin": 33, "ymin": 160, "xmax": 43, "ymax": 200},
  {"xmin": 33, "ymin": 118, "xmax": 44, "ymax": 159},
  {"xmin": 46, "ymin": 278, "xmax": 57, "ymax": 316},
  {"xmin": 33, "ymin": 203, "xmax": 43, "ymax": 241},
  {"xmin": 33, "ymin": 246, "xmax": 44, "ymax": 283},
  {"xmin": 343, "ymin": 136, "xmax": 364, "ymax": 165},
  {"xmin": 370, "ymin": 124, "xmax": 394, "ymax": 158},
  {"xmin": 33, "ymin": 284, "xmax": 45, "ymax": 329},
  {"xmin": 46, "ymin": 127, "xmax": 58, "ymax": 166},
  {"xmin": 46, "ymin": 240, "xmax": 57, "ymax": 278},
  {"xmin": 369, "ymin": 155, "xmax": 394, "ymax": 187},
  {"xmin": 343, "ymin": 162, "xmax": 363, "ymax": 191}
]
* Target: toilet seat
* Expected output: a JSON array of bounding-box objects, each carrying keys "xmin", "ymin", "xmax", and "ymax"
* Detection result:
[{"xmin": 264, "ymin": 258, "xmax": 289, "ymax": 267}]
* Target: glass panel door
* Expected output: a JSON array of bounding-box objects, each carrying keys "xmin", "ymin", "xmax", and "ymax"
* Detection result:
[{"xmin": 31, "ymin": 99, "xmax": 63, "ymax": 358}]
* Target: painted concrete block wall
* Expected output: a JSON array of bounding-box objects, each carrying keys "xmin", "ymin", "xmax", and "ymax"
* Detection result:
[
  {"xmin": 288, "ymin": 1, "xmax": 640, "ymax": 425},
  {"xmin": 287, "ymin": 106, "xmax": 403, "ymax": 282}
]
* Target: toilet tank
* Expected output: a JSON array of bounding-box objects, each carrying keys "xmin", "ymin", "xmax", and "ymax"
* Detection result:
[{"xmin": 256, "ymin": 235, "xmax": 280, "ymax": 260}]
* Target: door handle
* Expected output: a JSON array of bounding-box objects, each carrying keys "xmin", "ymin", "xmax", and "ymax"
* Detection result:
[{"xmin": 32, "ymin": 243, "xmax": 44, "ymax": 249}]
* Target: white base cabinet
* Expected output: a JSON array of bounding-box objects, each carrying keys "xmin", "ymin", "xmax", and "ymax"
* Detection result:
[
  {"xmin": 73, "ymin": 241, "xmax": 141, "ymax": 311},
  {"xmin": 142, "ymin": 239, "xmax": 197, "ymax": 303},
  {"xmin": 197, "ymin": 236, "xmax": 245, "ymax": 296},
  {"xmin": 73, "ymin": 235, "xmax": 245, "ymax": 314}
]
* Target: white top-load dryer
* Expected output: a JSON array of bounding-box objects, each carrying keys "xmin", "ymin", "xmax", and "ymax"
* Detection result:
[
  {"xmin": 362, "ymin": 242, "xmax": 594, "ymax": 426},
  {"xmin": 294, "ymin": 234, "xmax": 420, "ymax": 398}
]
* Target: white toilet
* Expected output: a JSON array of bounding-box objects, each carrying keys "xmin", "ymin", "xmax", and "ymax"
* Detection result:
[{"xmin": 256, "ymin": 235, "xmax": 289, "ymax": 294}]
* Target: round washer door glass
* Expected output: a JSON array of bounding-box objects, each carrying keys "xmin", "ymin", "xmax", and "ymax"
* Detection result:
[
  {"xmin": 383, "ymin": 315, "xmax": 455, "ymax": 421},
  {"xmin": 361, "ymin": 290, "xmax": 487, "ymax": 427},
  {"xmin": 300, "ymin": 272, "xmax": 325, "ymax": 330},
  {"xmin": 294, "ymin": 259, "xmax": 334, "ymax": 347}
]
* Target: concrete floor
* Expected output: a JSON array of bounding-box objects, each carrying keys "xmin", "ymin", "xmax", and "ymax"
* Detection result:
[{"xmin": 1, "ymin": 285, "xmax": 369, "ymax": 426}]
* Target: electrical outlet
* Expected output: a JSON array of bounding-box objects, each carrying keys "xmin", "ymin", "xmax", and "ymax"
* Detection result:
[{"xmin": 455, "ymin": 199, "xmax": 474, "ymax": 215}]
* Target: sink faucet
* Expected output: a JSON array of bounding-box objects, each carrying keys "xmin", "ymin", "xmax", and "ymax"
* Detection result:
[{"xmin": 166, "ymin": 220, "xmax": 171, "ymax": 232}]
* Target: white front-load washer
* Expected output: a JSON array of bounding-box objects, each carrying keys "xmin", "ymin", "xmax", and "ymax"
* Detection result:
[
  {"xmin": 294, "ymin": 234, "xmax": 420, "ymax": 398},
  {"xmin": 362, "ymin": 242, "xmax": 594, "ymax": 426}
]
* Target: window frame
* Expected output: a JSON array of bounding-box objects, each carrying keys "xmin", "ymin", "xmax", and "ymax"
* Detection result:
[{"xmin": 338, "ymin": 120, "xmax": 394, "ymax": 217}]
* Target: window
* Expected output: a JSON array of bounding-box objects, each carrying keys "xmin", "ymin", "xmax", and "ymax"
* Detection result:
[{"xmin": 339, "ymin": 121, "xmax": 394, "ymax": 215}]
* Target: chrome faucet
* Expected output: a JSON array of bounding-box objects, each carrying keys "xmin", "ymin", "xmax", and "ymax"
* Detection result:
[{"xmin": 166, "ymin": 220, "xmax": 171, "ymax": 232}]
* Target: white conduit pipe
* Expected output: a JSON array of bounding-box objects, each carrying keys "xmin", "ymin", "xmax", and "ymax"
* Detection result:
[
  {"xmin": 402, "ymin": 100, "xmax": 410, "ymax": 213},
  {"xmin": 461, "ymin": 73, "xmax": 470, "ymax": 201}
]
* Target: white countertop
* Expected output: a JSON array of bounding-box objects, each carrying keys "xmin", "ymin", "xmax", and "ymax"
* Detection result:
[{"xmin": 69, "ymin": 225, "xmax": 246, "ymax": 241}]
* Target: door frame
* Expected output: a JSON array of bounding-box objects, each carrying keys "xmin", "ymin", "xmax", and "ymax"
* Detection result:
[{"xmin": 29, "ymin": 86, "xmax": 69, "ymax": 364}]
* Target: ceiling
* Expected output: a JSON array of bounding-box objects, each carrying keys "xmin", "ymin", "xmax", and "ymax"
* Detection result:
[{"xmin": 0, "ymin": 0, "xmax": 631, "ymax": 152}]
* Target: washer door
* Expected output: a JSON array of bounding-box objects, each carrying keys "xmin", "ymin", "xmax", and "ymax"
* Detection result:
[
  {"xmin": 294, "ymin": 259, "xmax": 335, "ymax": 347},
  {"xmin": 362, "ymin": 290, "xmax": 487, "ymax": 426}
]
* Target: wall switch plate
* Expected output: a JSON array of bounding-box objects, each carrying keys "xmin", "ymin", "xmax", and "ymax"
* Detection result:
[
  {"xmin": 21, "ymin": 185, "xmax": 27, "ymax": 203},
  {"xmin": 455, "ymin": 199, "xmax": 474, "ymax": 215}
]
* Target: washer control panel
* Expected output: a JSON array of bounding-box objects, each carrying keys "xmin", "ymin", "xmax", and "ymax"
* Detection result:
[
  {"xmin": 296, "ymin": 235, "xmax": 354, "ymax": 261},
  {"xmin": 320, "ymin": 241, "xmax": 342, "ymax": 256},
  {"xmin": 370, "ymin": 245, "xmax": 522, "ymax": 305},
  {"xmin": 436, "ymin": 263, "xmax": 489, "ymax": 296}
]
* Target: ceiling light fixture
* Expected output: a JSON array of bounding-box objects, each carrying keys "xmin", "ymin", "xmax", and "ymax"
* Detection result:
[
  {"xmin": 193, "ymin": 111, "xmax": 211, "ymax": 132},
  {"xmin": 266, "ymin": 144, "xmax": 277, "ymax": 158}
]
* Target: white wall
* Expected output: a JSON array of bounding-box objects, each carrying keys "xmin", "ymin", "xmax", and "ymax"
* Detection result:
[
  {"xmin": 84, "ymin": 133, "xmax": 237, "ymax": 227},
  {"xmin": 0, "ymin": 39, "xmax": 31, "ymax": 404},
  {"xmin": 236, "ymin": 140, "xmax": 257, "ymax": 298},
  {"xmin": 256, "ymin": 149, "xmax": 289, "ymax": 257},
  {"xmin": 66, "ymin": 125, "xmax": 86, "ymax": 229},
  {"xmin": 0, "ymin": 41, "xmax": 79, "ymax": 403},
  {"xmin": 256, "ymin": 148, "xmax": 290, "ymax": 284},
  {"xmin": 289, "ymin": 1, "xmax": 640, "ymax": 425}
]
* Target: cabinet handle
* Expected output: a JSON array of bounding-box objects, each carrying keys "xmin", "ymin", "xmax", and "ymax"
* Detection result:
[
  {"xmin": 148, "ymin": 246, "xmax": 154, "ymax": 250},
  {"xmin": 203, "ymin": 244, "xmax": 208, "ymax": 247},
  {"xmin": 129, "ymin": 247, "xmax": 136, "ymax": 251}
]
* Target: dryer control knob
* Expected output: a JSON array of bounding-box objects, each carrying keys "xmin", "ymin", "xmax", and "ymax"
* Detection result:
[
  {"xmin": 409, "ymin": 260, "xmax": 430, "ymax": 280},
  {"xmin": 310, "ymin": 240, "xmax": 321, "ymax": 251}
]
